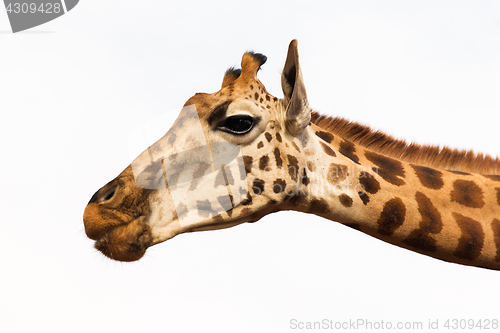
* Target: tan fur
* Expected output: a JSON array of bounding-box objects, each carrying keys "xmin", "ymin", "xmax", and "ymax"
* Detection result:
[{"xmin": 311, "ymin": 112, "xmax": 500, "ymax": 175}]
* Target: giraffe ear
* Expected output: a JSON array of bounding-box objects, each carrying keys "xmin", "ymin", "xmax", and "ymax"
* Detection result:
[
  {"xmin": 282, "ymin": 39, "xmax": 310, "ymax": 136},
  {"xmin": 221, "ymin": 67, "xmax": 241, "ymax": 88}
]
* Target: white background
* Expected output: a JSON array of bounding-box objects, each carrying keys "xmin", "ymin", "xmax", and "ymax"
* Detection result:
[{"xmin": 1, "ymin": 1, "xmax": 500, "ymax": 332}]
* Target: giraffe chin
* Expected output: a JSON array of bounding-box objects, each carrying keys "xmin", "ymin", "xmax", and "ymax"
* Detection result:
[{"xmin": 94, "ymin": 217, "xmax": 153, "ymax": 262}]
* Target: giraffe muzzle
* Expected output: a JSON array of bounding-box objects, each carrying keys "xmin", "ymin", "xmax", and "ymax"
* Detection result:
[
  {"xmin": 94, "ymin": 216, "xmax": 153, "ymax": 262},
  {"xmin": 83, "ymin": 167, "xmax": 155, "ymax": 261}
]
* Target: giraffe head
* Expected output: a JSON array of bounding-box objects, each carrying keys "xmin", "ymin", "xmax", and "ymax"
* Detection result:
[{"xmin": 83, "ymin": 40, "xmax": 314, "ymax": 261}]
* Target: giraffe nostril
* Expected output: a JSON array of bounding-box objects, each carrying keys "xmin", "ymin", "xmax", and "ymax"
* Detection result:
[
  {"xmin": 102, "ymin": 187, "xmax": 116, "ymax": 202},
  {"xmin": 88, "ymin": 185, "xmax": 117, "ymax": 204}
]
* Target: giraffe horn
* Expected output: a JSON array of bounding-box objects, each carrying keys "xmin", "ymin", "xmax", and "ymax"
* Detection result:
[
  {"xmin": 240, "ymin": 51, "xmax": 267, "ymax": 80},
  {"xmin": 221, "ymin": 67, "xmax": 241, "ymax": 88}
]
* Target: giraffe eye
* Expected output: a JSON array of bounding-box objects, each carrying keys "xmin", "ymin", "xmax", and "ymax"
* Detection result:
[{"xmin": 219, "ymin": 115, "xmax": 254, "ymax": 135}]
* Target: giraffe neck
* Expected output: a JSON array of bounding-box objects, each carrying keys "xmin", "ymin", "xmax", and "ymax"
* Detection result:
[{"xmin": 289, "ymin": 123, "xmax": 500, "ymax": 270}]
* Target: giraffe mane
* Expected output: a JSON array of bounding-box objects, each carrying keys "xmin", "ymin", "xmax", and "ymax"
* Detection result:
[{"xmin": 310, "ymin": 111, "xmax": 500, "ymax": 175}]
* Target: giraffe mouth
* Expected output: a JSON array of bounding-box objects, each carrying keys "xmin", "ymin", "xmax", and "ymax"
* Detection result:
[
  {"xmin": 186, "ymin": 219, "xmax": 247, "ymax": 233},
  {"xmin": 93, "ymin": 216, "xmax": 153, "ymax": 262}
]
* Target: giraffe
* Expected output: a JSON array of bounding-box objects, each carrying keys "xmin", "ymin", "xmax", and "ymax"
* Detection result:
[{"xmin": 84, "ymin": 40, "xmax": 500, "ymax": 270}]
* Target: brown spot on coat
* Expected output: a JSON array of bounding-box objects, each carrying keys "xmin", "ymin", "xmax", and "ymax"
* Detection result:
[
  {"xmin": 254, "ymin": 92, "xmax": 259, "ymax": 100},
  {"xmin": 265, "ymin": 132, "xmax": 272, "ymax": 142},
  {"xmin": 287, "ymin": 154, "xmax": 299, "ymax": 181},
  {"xmin": 365, "ymin": 151, "xmax": 405, "ymax": 186},
  {"xmin": 259, "ymin": 155, "xmax": 270, "ymax": 171},
  {"xmin": 289, "ymin": 191, "xmax": 307, "ymax": 206},
  {"xmin": 257, "ymin": 141, "xmax": 264, "ymax": 149},
  {"xmin": 452, "ymin": 212, "xmax": 485, "ymax": 260},
  {"xmin": 274, "ymin": 148, "xmax": 283, "ymax": 168},
  {"xmin": 214, "ymin": 169, "xmax": 226, "ymax": 188},
  {"xmin": 217, "ymin": 195, "xmax": 233, "ymax": 216},
  {"xmin": 309, "ymin": 199, "xmax": 330, "ymax": 214},
  {"xmin": 377, "ymin": 198, "xmax": 406, "ymax": 236},
  {"xmin": 327, "ymin": 163, "xmax": 348, "ymax": 183},
  {"xmin": 197, "ymin": 200, "xmax": 218, "ymax": 218},
  {"xmin": 358, "ymin": 192, "xmax": 370, "ymax": 205},
  {"xmin": 292, "ymin": 142, "xmax": 301, "ymax": 153},
  {"xmin": 307, "ymin": 161, "xmax": 315, "ymax": 172},
  {"xmin": 252, "ymin": 179, "xmax": 265, "ymax": 195},
  {"xmin": 176, "ymin": 202, "xmax": 188, "ymax": 219},
  {"xmin": 492, "ymin": 219, "xmax": 500, "ymax": 262},
  {"xmin": 273, "ymin": 179, "xmax": 286, "ymax": 194},
  {"xmin": 189, "ymin": 162, "xmax": 212, "ymax": 190},
  {"xmin": 240, "ymin": 193, "xmax": 253, "ymax": 206},
  {"xmin": 241, "ymin": 208, "xmax": 252, "ymax": 217},
  {"xmin": 304, "ymin": 149, "xmax": 315, "ymax": 156},
  {"xmin": 339, "ymin": 140, "xmax": 360, "ymax": 165},
  {"xmin": 243, "ymin": 156, "xmax": 253, "ymax": 174},
  {"xmin": 338, "ymin": 194, "xmax": 353, "ymax": 208},
  {"xmin": 320, "ymin": 142, "xmax": 336, "ymax": 157},
  {"xmin": 403, "ymin": 192, "xmax": 442, "ymax": 252},
  {"xmin": 358, "ymin": 171, "xmax": 380, "ymax": 194},
  {"xmin": 276, "ymin": 132, "xmax": 282, "ymax": 143},
  {"xmin": 211, "ymin": 214, "xmax": 224, "ymax": 223},
  {"xmin": 301, "ymin": 169, "xmax": 310, "ymax": 186},
  {"xmin": 226, "ymin": 167, "xmax": 235, "ymax": 185},
  {"xmin": 411, "ymin": 165, "xmax": 444, "ymax": 190},
  {"xmin": 315, "ymin": 131, "xmax": 334, "ymax": 143},
  {"xmin": 236, "ymin": 156, "xmax": 246, "ymax": 181},
  {"xmin": 450, "ymin": 180, "xmax": 484, "ymax": 208}
]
